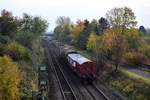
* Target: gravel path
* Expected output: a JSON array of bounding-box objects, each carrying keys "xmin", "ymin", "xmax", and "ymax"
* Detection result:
[{"xmin": 128, "ymin": 68, "xmax": 150, "ymax": 79}]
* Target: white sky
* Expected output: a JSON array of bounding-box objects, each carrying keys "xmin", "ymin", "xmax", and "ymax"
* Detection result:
[{"xmin": 0, "ymin": 0, "xmax": 150, "ymax": 32}]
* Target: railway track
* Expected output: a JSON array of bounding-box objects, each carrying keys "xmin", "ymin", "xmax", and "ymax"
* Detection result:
[
  {"xmin": 60, "ymin": 57, "xmax": 110, "ymax": 100},
  {"xmin": 90, "ymin": 83, "xmax": 110, "ymax": 100},
  {"xmin": 46, "ymin": 40, "xmax": 110, "ymax": 100},
  {"xmin": 45, "ymin": 42, "xmax": 77, "ymax": 100}
]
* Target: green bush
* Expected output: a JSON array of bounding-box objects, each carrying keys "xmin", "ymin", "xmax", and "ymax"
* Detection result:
[
  {"xmin": 15, "ymin": 31, "xmax": 34, "ymax": 49},
  {"xmin": 0, "ymin": 35, "xmax": 10, "ymax": 44},
  {"xmin": 123, "ymin": 83, "xmax": 134, "ymax": 95},
  {"xmin": 4, "ymin": 41, "xmax": 31, "ymax": 61},
  {"xmin": 111, "ymin": 80, "xmax": 123, "ymax": 91}
]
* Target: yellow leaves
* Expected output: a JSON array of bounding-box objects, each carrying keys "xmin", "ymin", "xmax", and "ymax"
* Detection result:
[
  {"xmin": 102, "ymin": 30, "xmax": 128, "ymax": 52},
  {"xmin": 102, "ymin": 31, "xmax": 115, "ymax": 50},
  {"xmin": 71, "ymin": 21, "xmax": 85, "ymax": 40},
  {"xmin": 87, "ymin": 33, "xmax": 97, "ymax": 51},
  {"xmin": 0, "ymin": 55, "xmax": 21, "ymax": 100},
  {"xmin": 124, "ymin": 29, "xmax": 139, "ymax": 39}
]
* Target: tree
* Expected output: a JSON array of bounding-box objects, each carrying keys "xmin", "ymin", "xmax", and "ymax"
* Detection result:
[
  {"xmin": 87, "ymin": 33, "xmax": 97, "ymax": 51},
  {"xmin": 102, "ymin": 30, "xmax": 128, "ymax": 72},
  {"xmin": 75, "ymin": 19, "xmax": 91, "ymax": 49},
  {"xmin": 89, "ymin": 19, "xmax": 98, "ymax": 34},
  {"xmin": 106, "ymin": 7, "xmax": 137, "ymax": 29},
  {"xmin": 98, "ymin": 17, "xmax": 109, "ymax": 34},
  {"xmin": 54, "ymin": 25, "xmax": 63, "ymax": 40},
  {"xmin": 56, "ymin": 24, "xmax": 72, "ymax": 43},
  {"xmin": 16, "ymin": 13, "xmax": 48, "ymax": 49},
  {"xmin": 4, "ymin": 41, "xmax": 30, "ymax": 61},
  {"xmin": 20, "ymin": 13, "xmax": 48, "ymax": 36},
  {"xmin": 83, "ymin": 19, "xmax": 89, "ymax": 27},
  {"xmin": 139, "ymin": 26, "xmax": 147, "ymax": 34},
  {"xmin": 0, "ymin": 9, "xmax": 19, "ymax": 38},
  {"xmin": 71, "ymin": 20, "xmax": 85, "ymax": 44},
  {"xmin": 56, "ymin": 16, "xmax": 71, "ymax": 26},
  {"xmin": 0, "ymin": 55, "xmax": 22, "ymax": 99},
  {"xmin": 122, "ymin": 29, "xmax": 144, "ymax": 51},
  {"xmin": 32, "ymin": 16, "xmax": 48, "ymax": 35},
  {"xmin": 15, "ymin": 31, "xmax": 34, "ymax": 49},
  {"xmin": 54, "ymin": 16, "xmax": 72, "ymax": 43}
]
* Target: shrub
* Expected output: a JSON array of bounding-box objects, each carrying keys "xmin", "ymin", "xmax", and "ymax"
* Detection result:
[
  {"xmin": 124, "ymin": 52, "xmax": 149, "ymax": 65},
  {"xmin": 123, "ymin": 84, "xmax": 134, "ymax": 95},
  {"xmin": 111, "ymin": 80, "xmax": 123, "ymax": 91},
  {"xmin": 135, "ymin": 94, "xmax": 147, "ymax": 100},
  {"xmin": 4, "ymin": 41, "xmax": 31, "ymax": 61},
  {"xmin": 15, "ymin": 31, "xmax": 34, "ymax": 49},
  {"xmin": 0, "ymin": 35, "xmax": 10, "ymax": 44},
  {"xmin": 141, "ymin": 45, "xmax": 150, "ymax": 59}
]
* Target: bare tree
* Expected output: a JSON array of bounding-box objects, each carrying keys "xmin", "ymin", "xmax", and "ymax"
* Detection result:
[
  {"xmin": 56, "ymin": 16, "xmax": 71, "ymax": 26},
  {"xmin": 106, "ymin": 7, "xmax": 137, "ymax": 29}
]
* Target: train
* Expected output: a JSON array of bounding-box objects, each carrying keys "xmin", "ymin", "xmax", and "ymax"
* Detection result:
[{"xmin": 54, "ymin": 41, "xmax": 96, "ymax": 82}]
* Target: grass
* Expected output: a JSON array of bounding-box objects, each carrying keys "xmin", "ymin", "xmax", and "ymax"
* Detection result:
[
  {"xmin": 142, "ymin": 34, "xmax": 150, "ymax": 44},
  {"xmin": 120, "ymin": 68, "xmax": 150, "ymax": 85}
]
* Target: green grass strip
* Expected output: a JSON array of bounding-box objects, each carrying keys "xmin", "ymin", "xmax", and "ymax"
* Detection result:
[{"xmin": 121, "ymin": 69, "xmax": 150, "ymax": 85}]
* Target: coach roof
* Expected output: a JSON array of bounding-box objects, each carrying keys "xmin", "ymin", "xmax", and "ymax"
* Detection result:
[{"xmin": 68, "ymin": 53, "xmax": 91, "ymax": 64}]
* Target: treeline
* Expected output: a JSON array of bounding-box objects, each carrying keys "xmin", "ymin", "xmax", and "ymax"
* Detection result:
[
  {"xmin": 0, "ymin": 9, "xmax": 48, "ymax": 99},
  {"xmin": 54, "ymin": 7, "xmax": 150, "ymax": 72}
]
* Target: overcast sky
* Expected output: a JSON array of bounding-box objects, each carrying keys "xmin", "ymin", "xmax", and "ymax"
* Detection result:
[{"xmin": 0, "ymin": 0, "xmax": 150, "ymax": 32}]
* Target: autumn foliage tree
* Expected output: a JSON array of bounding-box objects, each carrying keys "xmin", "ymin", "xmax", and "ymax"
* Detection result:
[
  {"xmin": 0, "ymin": 9, "xmax": 48, "ymax": 99},
  {"xmin": 71, "ymin": 20, "xmax": 85, "ymax": 44},
  {"xmin": 74, "ymin": 19, "xmax": 91, "ymax": 49},
  {"xmin": 102, "ymin": 30, "xmax": 128, "ymax": 71},
  {"xmin": 87, "ymin": 33, "xmax": 97, "ymax": 51},
  {"xmin": 0, "ymin": 56, "xmax": 22, "ymax": 99}
]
